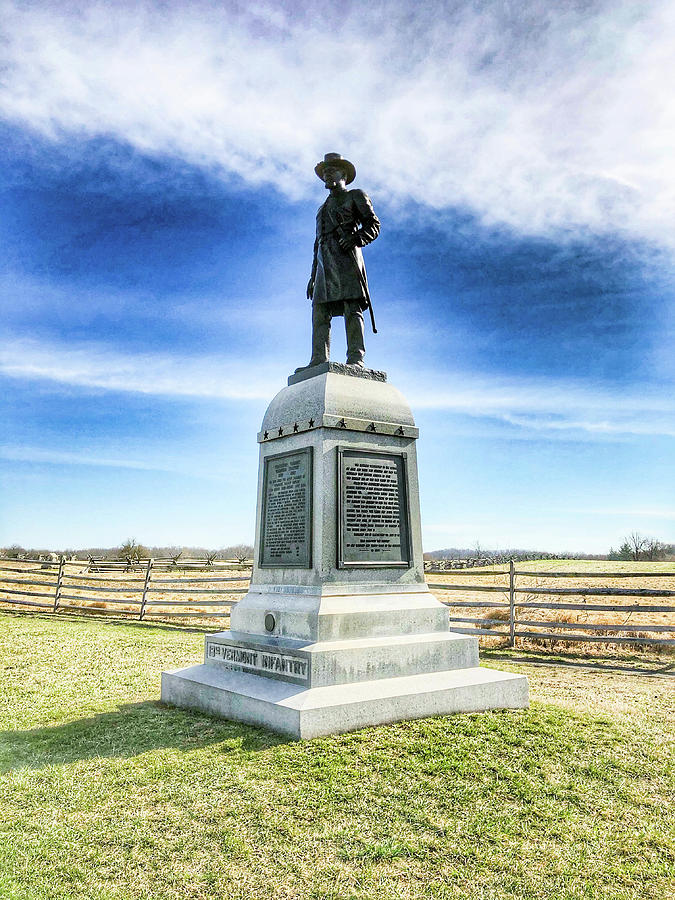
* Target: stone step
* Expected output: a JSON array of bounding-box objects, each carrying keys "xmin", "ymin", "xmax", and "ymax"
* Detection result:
[
  {"xmin": 161, "ymin": 664, "xmax": 529, "ymax": 740},
  {"xmin": 205, "ymin": 630, "xmax": 479, "ymax": 688},
  {"xmin": 231, "ymin": 588, "xmax": 451, "ymax": 641}
]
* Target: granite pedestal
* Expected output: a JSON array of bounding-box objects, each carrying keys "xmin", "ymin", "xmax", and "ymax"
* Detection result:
[{"xmin": 162, "ymin": 363, "xmax": 528, "ymax": 738}]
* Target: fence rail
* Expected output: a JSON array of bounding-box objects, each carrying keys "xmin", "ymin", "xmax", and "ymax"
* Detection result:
[
  {"xmin": 428, "ymin": 560, "xmax": 675, "ymax": 647},
  {"xmin": 0, "ymin": 557, "xmax": 248, "ymax": 621},
  {"xmin": 1, "ymin": 558, "xmax": 674, "ymax": 648}
]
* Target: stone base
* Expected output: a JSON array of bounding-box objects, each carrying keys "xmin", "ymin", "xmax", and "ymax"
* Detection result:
[
  {"xmin": 230, "ymin": 587, "xmax": 451, "ymax": 642},
  {"xmin": 288, "ymin": 361, "xmax": 387, "ymax": 386},
  {"xmin": 203, "ymin": 628, "xmax": 479, "ymax": 687},
  {"xmin": 161, "ymin": 664, "xmax": 529, "ymax": 740}
]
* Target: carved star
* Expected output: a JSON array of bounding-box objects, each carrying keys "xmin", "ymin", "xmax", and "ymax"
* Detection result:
[
  {"xmin": 263, "ymin": 431, "xmax": 269, "ymax": 440},
  {"xmin": 396, "ymin": 426, "xmax": 404, "ymax": 436},
  {"xmin": 308, "ymin": 418, "xmax": 314, "ymax": 428},
  {"xmin": 278, "ymin": 427, "xmax": 284, "ymax": 436},
  {"xmin": 338, "ymin": 418, "xmax": 346, "ymax": 428},
  {"xmin": 367, "ymin": 422, "xmax": 377, "ymax": 432},
  {"xmin": 293, "ymin": 422, "xmax": 299, "ymax": 432}
]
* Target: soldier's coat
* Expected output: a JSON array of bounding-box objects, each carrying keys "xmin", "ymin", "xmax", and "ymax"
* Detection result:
[{"xmin": 311, "ymin": 188, "xmax": 380, "ymax": 312}]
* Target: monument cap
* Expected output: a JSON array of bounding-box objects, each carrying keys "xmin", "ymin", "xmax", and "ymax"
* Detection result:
[{"xmin": 315, "ymin": 152, "xmax": 356, "ymax": 184}]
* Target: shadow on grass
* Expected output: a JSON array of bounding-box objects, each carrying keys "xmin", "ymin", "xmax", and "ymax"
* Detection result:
[
  {"xmin": 0, "ymin": 701, "xmax": 290, "ymax": 772},
  {"xmin": 484, "ymin": 647, "xmax": 675, "ymax": 677},
  {"xmin": 0, "ymin": 609, "xmax": 215, "ymax": 635}
]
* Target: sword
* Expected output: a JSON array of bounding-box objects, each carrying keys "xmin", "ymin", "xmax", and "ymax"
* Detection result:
[{"xmin": 351, "ymin": 247, "xmax": 377, "ymax": 334}]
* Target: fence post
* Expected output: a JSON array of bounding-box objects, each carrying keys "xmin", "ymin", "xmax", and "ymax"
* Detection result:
[
  {"xmin": 53, "ymin": 555, "xmax": 65, "ymax": 612},
  {"xmin": 139, "ymin": 559, "xmax": 153, "ymax": 620},
  {"xmin": 509, "ymin": 559, "xmax": 516, "ymax": 648}
]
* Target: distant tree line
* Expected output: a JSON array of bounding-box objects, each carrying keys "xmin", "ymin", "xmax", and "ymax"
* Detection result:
[
  {"xmin": 608, "ymin": 532, "xmax": 673, "ymax": 562},
  {"xmin": 426, "ymin": 547, "xmax": 569, "ymax": 562},
  {"xmin": 1, "ymin": 539, "xmax": 255, "ymax": 564},
  {"xmin": 5, "ymin": 533, "xmax": 672, "ymax": 565},
  {"xmin": 425, "ymin": 534, "xmax": 674, "ymax": 565},
  {"xmin": 423, "ymin": 552, "xmax": 564, "ymax": 570}
]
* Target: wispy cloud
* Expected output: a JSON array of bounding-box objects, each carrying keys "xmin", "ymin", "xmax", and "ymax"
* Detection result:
[
  {"xmin": 0, "ymin": 443, "xmax": 253, "ymax": 485},
  {"xmin": 3, "ymin": 336, "xmax": 674, "ymax": 438},
  {"xmin": 405, "ymin": 371, "xmax": 675, "ymax": 438},
  {"xmin": 497, "ymin": 413, "xmax": 675, "ymax": 438},
  {"xmin": 2, "ymin": 1, "xmax": 675, "ymax": 245},
  {"xmin": 0, "ymin": 337, "xmax": 279, "ymax": 400},
  {"xmin": 0, "ymin": 444, "xmax": 176, "ymax": 472}
]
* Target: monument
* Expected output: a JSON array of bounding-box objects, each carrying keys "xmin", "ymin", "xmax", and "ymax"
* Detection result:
[{"xmin": 161, "ymin": 153, "xmax": 528, "ymax": 738}]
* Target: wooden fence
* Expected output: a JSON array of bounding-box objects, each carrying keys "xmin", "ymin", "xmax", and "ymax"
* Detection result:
[
  {"xmin": 1, "ymin": 558, "xmax": 674, "ymax": 648},
  {"xmin": 0, "ymin": 558, "xmax": 249, "ymax": 620},
  {"xmin": 423, "ymin": 554, "xmax": 563, "ymax": 570},
  {"xmin": 429, "ymin": 560, "xmax": 675, "ymax": 648},
  {"xmin": 85, "ymin": 556, "xmax": 249, "ymax": 573}
]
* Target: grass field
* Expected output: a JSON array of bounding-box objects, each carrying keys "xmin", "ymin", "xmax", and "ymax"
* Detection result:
[{"xmin": 0, "ymin": 613, "xmax": 673, "ymax": 900}]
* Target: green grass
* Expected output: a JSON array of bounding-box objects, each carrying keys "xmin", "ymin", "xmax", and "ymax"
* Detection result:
[{"xmin": 0, "ymin": 613, "xmax": 673, "ymax": 900}]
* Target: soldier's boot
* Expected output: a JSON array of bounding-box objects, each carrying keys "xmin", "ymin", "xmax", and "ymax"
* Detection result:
[
  {"xmin": 295, "ymin": 303, "xmax": 331, "ymax": 373},
  {"xmin": 344, "ymin": 301, "xmax": 365, "ymax": 367},
  {"xmin": 310, "ymin": 301, "xmax": 331, "ymax": 365}
]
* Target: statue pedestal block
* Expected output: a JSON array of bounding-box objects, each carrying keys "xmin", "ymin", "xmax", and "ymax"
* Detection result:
[
  {"xmin": 162, "ymin": 663, "xmax": 527, "ymax": 740},
  {"xmin": 161, "ymin": 369, "xmax": 528, "ymax": 738}
]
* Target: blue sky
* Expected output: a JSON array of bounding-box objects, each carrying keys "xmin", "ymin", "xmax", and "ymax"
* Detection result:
[{"xmin": 1, "ymin": 0, "xmax": 674, "ymax": 553}]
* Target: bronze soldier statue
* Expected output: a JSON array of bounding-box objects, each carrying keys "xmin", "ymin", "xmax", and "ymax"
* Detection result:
[{"xmin": 299, "ymin": 152, "xmax": 380, "ymax": 370}]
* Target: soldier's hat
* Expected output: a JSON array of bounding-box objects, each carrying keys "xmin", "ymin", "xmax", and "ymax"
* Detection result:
[{"xmin": 314, "ymin": 152, "xmax": 356, "ymax": 184}]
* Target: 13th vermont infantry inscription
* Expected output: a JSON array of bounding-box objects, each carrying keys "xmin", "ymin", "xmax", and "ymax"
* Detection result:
[{"xmin": 207, "ymin": 641, "xmax": 309, "ymax": 683}]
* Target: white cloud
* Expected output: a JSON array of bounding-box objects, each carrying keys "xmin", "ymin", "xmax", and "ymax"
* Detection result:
[
  {"xmin": 0, "ymin": 337, "xmax": 279, "ymax": 400},
  {"xmin": 3, "ymin": 335, "xmax": 674, "ymax": 439},
  {"xmin": 1, "ymin": 1, "xmax": 675, "ymax": 245},
  {"xmin": 497, "ymin": 413, "xmax": 675, "ymax": 438},
  {"xmin": 0, "ymin": 444, "xmax": 175, "ymax": 472},
  {"xmin": 0, "ymin": 442, "xmax": 253, "ymax": 481},
  {"xmin": 404, "ymin": 370, "xmax": 675, "ymax": 438}
]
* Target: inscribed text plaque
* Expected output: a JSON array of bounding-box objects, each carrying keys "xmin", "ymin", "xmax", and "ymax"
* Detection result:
[
  {"xmin": 260, "ymin": 447, "xmax": 312, "ymax": 568},
  {"xmin": 338, "ymin": 449, "xmax": 411, "ymax": 567}
]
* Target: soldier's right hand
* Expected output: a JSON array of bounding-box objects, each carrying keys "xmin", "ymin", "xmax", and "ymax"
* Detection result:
[{"xmin": 306, "ymin": 278, "xmax": 315, "ymax": 300}]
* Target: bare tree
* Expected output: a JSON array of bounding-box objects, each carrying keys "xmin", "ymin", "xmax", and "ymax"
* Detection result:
[
  {"xmin": 3, "ymin": 544, "xmax": 25, "ymax": 559},
  {"xmin": 222, "ymin": 543, "xmax": 254, "ymax": 564},
  {"xmin": 643, "ymin": 537, "xmax": 666, "ymax": 561},
  {"xmin": 118, "ymin": 537, "xmax": 149, "ymax": 560},
  {"xmin": 626, "ymin": 531, "xmax": 647, "ymax": 561}
]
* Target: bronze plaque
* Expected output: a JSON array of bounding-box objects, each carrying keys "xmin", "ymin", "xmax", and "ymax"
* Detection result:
[
  {"xmin": 260, "ymin": 447, "xmax": 312, "ymax": 568},
  {"xmin": 338, "ymin": 449, "xmax": 411, "ymax": 567}
]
